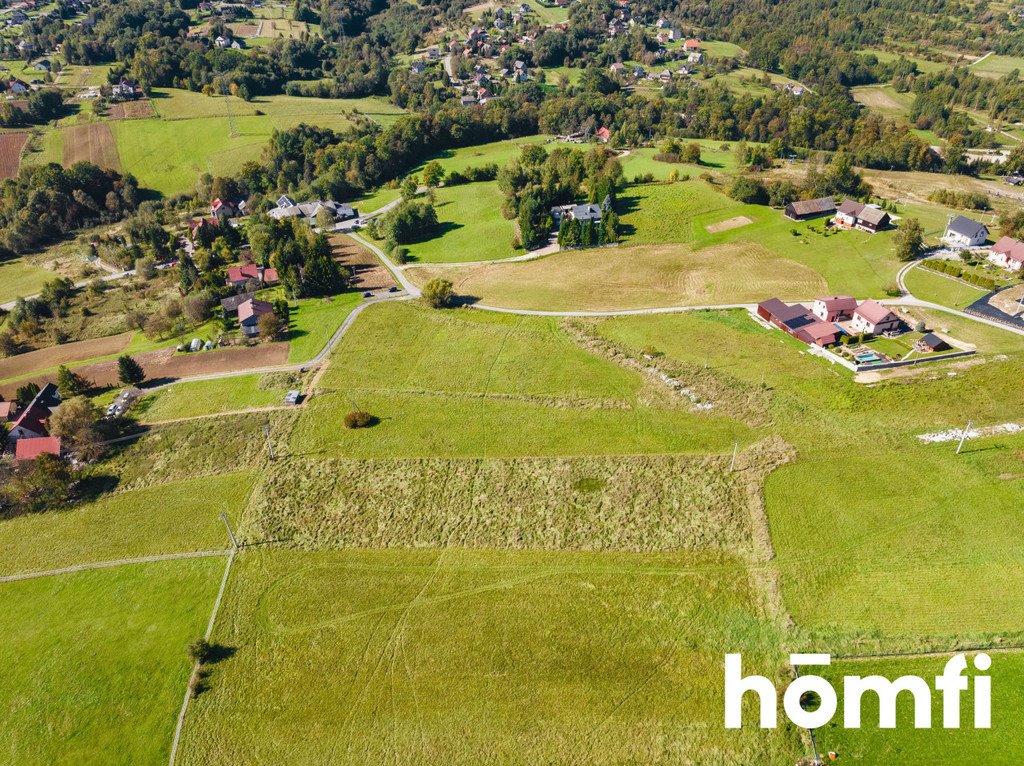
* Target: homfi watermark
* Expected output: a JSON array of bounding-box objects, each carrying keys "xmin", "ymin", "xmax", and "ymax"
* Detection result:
[{"xmin": 725, "ymin": 653, "xmax": 992, "ymax": 729}]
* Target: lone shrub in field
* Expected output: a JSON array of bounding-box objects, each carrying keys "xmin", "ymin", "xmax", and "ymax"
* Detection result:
[
  {"xmin": 421, "ymin": 278, "xmax": 454, "ymax": 308},
  {"xmin": 344, "ymin": 410, "xmax": 376, "ymax": 429},
  {"xmin": 188, "ymin": 638, "xmax": 213, "ymax": 664}
]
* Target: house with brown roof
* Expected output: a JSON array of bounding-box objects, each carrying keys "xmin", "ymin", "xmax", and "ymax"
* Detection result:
[
  {"xmin": 851, "ymin": 299, "xmax": 900, "ymax": 335},
  {"xmin": 915, "ymin": 333, "xmax": 950, "ymax": 353},
  {"xmin": 237, "ymin": 298, "xmax": 275, "ymax": 337},
  {"xmin": 756, "ymin": 299, "xmax": 840, "ymax": 347},
  {"xmin": 834, "ymin": 200, "xmax": 891, "ymax": 233},
  {"xmin": 811, "ymin": 295, "xmax": 858, "ymax": 322},
  {"xmin": 784, "ymin": 197, "xmax": 836, "ymax": 221},
  {"xmin": 989, "ymin": 236, "xmax": 1024, "ymax": 272},
  {"xmin": 15, "ymin": 436, "xmax": 61, "ymax": 462}
]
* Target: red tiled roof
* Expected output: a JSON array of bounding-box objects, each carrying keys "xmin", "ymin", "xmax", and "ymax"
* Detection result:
[
  {"xmin": 993, "ymin": 236, "xmax": 1024, "ymax": 264},
  {"xmin": 854, "ymin": 299, "xmax": 895, "ymax": 325},
  {"xmin": 684, "ymin": 39, "xmax": 701, "ymax": 48},
  {"xmin": 0, "ymin": 401, "xmax": 14, "ymax": 420},
  {"xmin": 15, "ymin": 436, "xmax": 61, "ymax": 461},
  {"xmin": 803, "ymin": 321, "xmax": 839, "ymax": 340},
  {"xmin": 262, "ymin": 267, "xmax": 279, "ymax": 284}
]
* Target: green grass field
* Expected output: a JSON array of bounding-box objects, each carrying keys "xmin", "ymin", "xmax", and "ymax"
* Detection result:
[
  {"xmin": 0, "ymin": 557, "xmax": 225, "ymax": 765},
  {"xmin": 904, "ymin": 265, "xmax": 990, "ymax": 309},
  {"xmin": 970, "ymin": 53, "xmax": 1024, "ymax": 78},
  {"xmin": 818, "ymin": 653, "xmax": 1024, "ymax": 763},
  {"xmin": 598, "ymin": 308, "xmax": 1024, "ymax": 651},
  {"xmin": 289, "ymin": 301, "xmax": 751, "ymax": 457},
  {"xmin": 621, "ymin": 141, "xmax": 744, "ymax": 177},
  {"xmin": 285, "ymin": 290, "xmax": 362, "ymax": 362},
  {"xmin": 135, "ymin": 376, "xmax": 294, "ymax": 421},
  {"xmin": 0, "ymin": 256, "xmax": 57, "ymax": 304},
  {"xmin": 177, "ymin": 547, "xmax": 801, "ymax": 765},
  {"xmin": 408, "ymin": 135, "xmax": 551, "ymax": 178},
  {"xmin": 402, "ymin": 181, "xmax": 518, "ymax": 263},
  {"xmin": 857, "ymin": 48, "xmax": 950, "ymax": 74},
  {"xmin": 0, "ymin": 473, "xmax": 249, "ymax": 576}
]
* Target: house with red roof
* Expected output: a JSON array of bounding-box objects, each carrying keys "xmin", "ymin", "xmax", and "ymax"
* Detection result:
[
  {"xmin": 595, "ymin": 127, "xmax": 611, "ymax": 143},
  {"xmin": 0, "ymin": 401, "xmax": 16, "ymax": 421},
  {"xmin": 989, "ymin": 236, "xmax": 1024, "ymax": 272},
  {"xmin": 683, "ymin": 39, "xmax": 701, "ymax": 50},
  {"xmin": 9, "ymin": 383, "xmax": 60, "ymax": 442},
  {"xmin": 226, "ymin": 264, "xmax": 279, "ymax": 288},
  {"xmin": 851, "ymin": 299, "xmax": 900, "ymax": 335},
  {"xmin": 15, "ymin": 436, "xmax": 62, "ymax": 462}
]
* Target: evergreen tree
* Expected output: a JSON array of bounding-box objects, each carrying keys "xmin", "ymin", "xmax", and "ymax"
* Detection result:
[
  {"xmin": 117, "ymin": 355, "xmax": 145, "ymax": 386},
  {"xmin": 56, "ymin": 365, "xmax": 89, "ymax": 398}
]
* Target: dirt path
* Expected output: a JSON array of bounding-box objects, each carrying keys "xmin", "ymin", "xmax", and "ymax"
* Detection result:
[{"xmin": 0, "ymin": 549, "xmax": 230, "ymax": 583}]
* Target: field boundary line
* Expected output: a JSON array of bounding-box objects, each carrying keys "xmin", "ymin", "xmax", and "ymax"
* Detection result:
[
  {"xmin": 169, "ymin": 546, "xmax": 236, "ymax": 766},
  {"xmin": 833, "ymin": 645, "xmax": 1024, "ymax": 662},
  {"xmin": 0, "ymin": 549, "xmax": 230, "ymax": 583}
]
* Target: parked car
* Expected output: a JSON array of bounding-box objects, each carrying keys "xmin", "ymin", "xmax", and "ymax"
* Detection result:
[{"xmin": 284, "ymin": 390, "xmax": 301, "ymax": 405}]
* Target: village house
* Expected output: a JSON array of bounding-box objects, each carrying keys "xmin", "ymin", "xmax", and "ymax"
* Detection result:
[
  {"xmin": 111, "ymin": 79, "xmax": 142, "ymax": 100},
  {"xmin": 268, "ymin": 196, "xmax": 358, "ymax": 225},
  {"xmin": 943, "ymin": 215, "xmax": 989, "ymax": 248},
  {"xmin": 1005, "ymin": 172, "xmax": 1024, "ymax": 187},
  {"xmin": 0, "ymin": 401, "xmax": 16, "ymax": 422},
  {"xmin": 811, "ymin": 295, "xmax": 858, "ymax": 322},
  {"xmin": 410, "ymin": 60, "xmax": 428, "ymax": 75},
  {"xmin": 851, "ymin": 299, "xmax": 900, "ymax": 336},
  {"xmin": 595, "ymin": 126, "xmax": 611, "ymax": 143},
  {"xmin": 550, "ymin": 203, "xmax": 603, "ymax": 226},
  {"xmin": 756, "ymin": 299, "xmax": 839, "ymax": 347},
  {"xmin": 784, "ymin": 197, "xmax": 836, "ymax": 221},
  {"xmin": 989, "ymin": 236, "xmax": 1024, "ymax": 271},
  {"xmin": 237, "ymin": 298, "xmax": 274, "ymax": 337},
  {"xmin": 221, "ymin": 291, "xmax": 256, "ymax": 313},
  {"xmin": 687, "ymin": 51, "xmax": 703, "ymax": 65},
  {"xmin": 683, "ymin": 38, "xmax": 701, "ymax": 51},
  {"xmin": 8, "ymin": 383, "xmax": 60, "ymax": 442},
  {"xmin": 225, "ymin": 263, "xmax": 279, "ymax": 288},
  {"xmin": 15, "ymin": 436, "xmax": 62, "ymax": 462},
  {"xmin": 833, "ymin": 199, "xmax": 891, "ymax": 233},
  {"xmin": 211, "ymin": 197, "xmax": 247, "ymax": 221}
]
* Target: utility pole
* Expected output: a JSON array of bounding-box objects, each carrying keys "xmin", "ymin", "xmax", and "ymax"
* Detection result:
[
  {"xmin": 956, "ymin": 420, "xmax": 973, "ymax": 455},
  {"xmin": 263, "ymin": 422, "xmax": 276, "ymax": 460},
  {"xmin": 219, "ymin": 512, "xmax": 239, "ymax": 549}
]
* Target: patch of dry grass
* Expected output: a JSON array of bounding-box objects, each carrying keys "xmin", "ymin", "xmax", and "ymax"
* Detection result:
[{"xmin": 407, "ymin": 241, "xmax": 827, "ymax": 311}]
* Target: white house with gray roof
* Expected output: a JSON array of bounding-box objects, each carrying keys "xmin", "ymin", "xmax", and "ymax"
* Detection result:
[{"xmin": 943, "ymin": 215, "xmax": 989, "ymax": 248}]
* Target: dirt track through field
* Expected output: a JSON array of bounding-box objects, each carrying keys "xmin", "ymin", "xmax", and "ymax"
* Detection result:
[{"xmin": 64, "ymin": 122, "xmax": 122, "ymax": 170}]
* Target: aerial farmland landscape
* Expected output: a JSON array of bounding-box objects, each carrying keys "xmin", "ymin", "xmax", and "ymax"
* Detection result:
[{"xmin": 1, "ymin": 0, "xmax": 1023, "ymax": 763}]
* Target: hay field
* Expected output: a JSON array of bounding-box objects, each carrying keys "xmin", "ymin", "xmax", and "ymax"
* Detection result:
[
  {"xmin": 63, "ymin": 122, "xmax": 122, "ymax": 170},
  {"xmin": 0, "ymin": 131, "xmax": 27, "ymax": 178}
]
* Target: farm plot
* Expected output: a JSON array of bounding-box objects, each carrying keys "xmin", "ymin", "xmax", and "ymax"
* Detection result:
[
  {"xmin": 63, "ymin": 122, "xmax": 122, "ymax": 170},
  {"xmin": 0, "ymin": 131, "xmax": 27, "ymax": 178},
  {"xmin": 0, "ymin": 557, "xmax": 225, "ymax": 765},
  {"xmin": 0, "ymin": 472, "xmax": 250, "ymax": 577},
  {"xmin": 243, "ymin": 448, "xmax": 781, "ymax": 551},
  {"xmin": 407, "ymin": 240, "xmax": 826, "ymax": 311},
  {"xmin": 176, "ymin": 547, "xmax": 801, "ymax": 766},
  {"xmin": 290, "ymin": 301, "xmax": 752, "ymax": 457},
  {"xmin": 851, "ymin": 84, "xmax": 915, "ymax": 118},
  {"xmin": 0, "ymin": 332, "xmax": 132, "ymax": 385},
  {"xmin": 107, "ymin": 99, "xmax": 156, "ymax": 119},
  {"xmin": 330, "ymin": 234, "xmax": 397, "ymax": 291}
]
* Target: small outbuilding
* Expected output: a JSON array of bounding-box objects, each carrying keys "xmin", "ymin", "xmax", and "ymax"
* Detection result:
[{"xmin": 915, "ymin": 333, "xmax": 950, "ymax": 353}]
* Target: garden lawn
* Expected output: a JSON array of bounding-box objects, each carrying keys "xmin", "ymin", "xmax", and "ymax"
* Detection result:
[
  {"xmin": 402, "ymin": 181, "xmax": 517, "ymax": 263},
  {"xmin": 135, "ymin": 376, "xmax": 294, "ymax": 421},
  {"xmin": 816, "ymin": 653, "xmax": 1024, "ymax": 764},
  {"xmin": 0, "ymin": 557, "xmax": 225, "ymax": 765},
  {"xmin": 0, "ymin": 472, "xmax": 251, "ymax": 576},
  {"xmin": 0, "ymin": 255, "xmax": 56, "ymax": 304},
  {"xmin": 177, "ymin": 547, "xmax": 801, "ymax": 765},
  {"xmin": 905, "ymin": 265, "xmax": 990, "ymax": 309}
]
